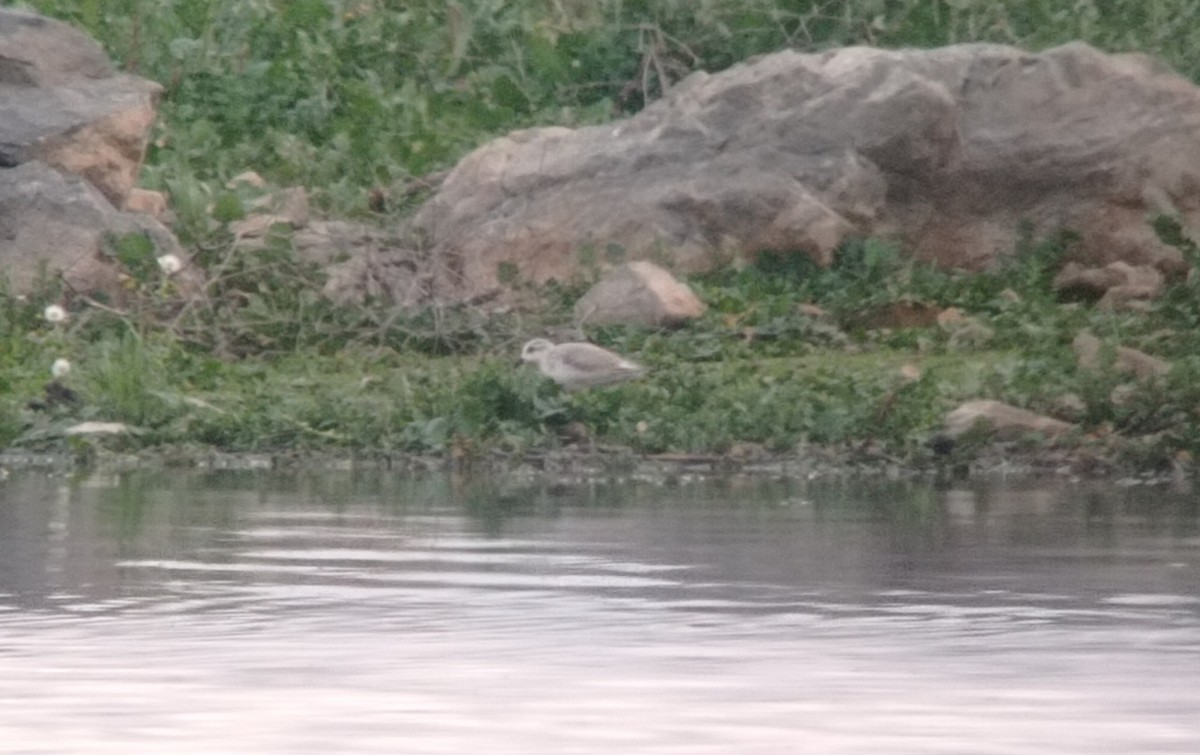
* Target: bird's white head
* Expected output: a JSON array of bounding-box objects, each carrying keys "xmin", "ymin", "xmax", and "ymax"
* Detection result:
[
  {"xmin": 51, "ymin": 358, "xmax": 72, "ymax": 379},
  {"xmin": 520, "ymin": 338, "xmax": 554, "ymax": 364}
]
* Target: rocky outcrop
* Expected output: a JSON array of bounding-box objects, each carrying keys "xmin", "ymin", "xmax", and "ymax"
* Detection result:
[
  {"xmin": 10, "ymin": 8, "xmax": 1200, "ymax": 317},
  {"xmin": 0, "ymin": 9, "xmax": 161, "ymax": 207},
  {"xmin": 0, "ymin": 9, "xmax": 177, "ymax": 300},
  {"xmin": 0, "ymin": 162, "xmax": 186, "ymax": 296},
  {"xmin": 574, "ymin": 261, "xmax": 706, "ymax": 327},
  {"xmin": 414, "ymin": 42, "xmax": 1200, "ymax": 302}
]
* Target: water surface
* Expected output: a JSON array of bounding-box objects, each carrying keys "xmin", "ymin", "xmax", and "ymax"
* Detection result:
[{"xmin": 0, "ymin": 469, "xmax": 1197, "ymax": 753}]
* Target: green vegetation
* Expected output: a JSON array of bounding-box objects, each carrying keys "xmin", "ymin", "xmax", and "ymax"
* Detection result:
[
  {"xmin": 16, "ymin": 0, "xmax": 1200, "ymax": 219},
  {"xmin": 7, "ymin": 234, "xmax": 1200, "ymax": 470},
  {"xmin": 5, "ymin": 0, "xmax": 1200, "ymax": 472}
]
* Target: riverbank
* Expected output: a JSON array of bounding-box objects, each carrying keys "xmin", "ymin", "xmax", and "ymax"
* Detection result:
[
  {"xmin": 5, "ymin": 234, "xmax": 1200, "ymax": 477},
  {"xmin": 5, "ymin": 1, "xmax": 1200, "ymax": 477},
  {"xmin": 4, "ymin": 238, "xmax": 1200, "ymax": 476},
  {"xmin": 2, "ymin": 240, "xmax": 1196, "ymax": 480}
]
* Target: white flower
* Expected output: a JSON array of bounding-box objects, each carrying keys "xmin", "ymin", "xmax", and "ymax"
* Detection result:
[
  {"xmin": 157, "ymin": 254, "xmax": 184, "ymax": 275},
  {"xmin": 51, "ymin": 358, "xmax": 72, "ymax": 379},
  {"xmin": 43, "ymin": 304, "xmax": 67, "ymax": 323}
]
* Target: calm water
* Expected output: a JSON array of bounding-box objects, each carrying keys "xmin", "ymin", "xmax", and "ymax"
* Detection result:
[{"xmin": 0, "ymin": 468, "xmax": 1197, "ymax": 754}]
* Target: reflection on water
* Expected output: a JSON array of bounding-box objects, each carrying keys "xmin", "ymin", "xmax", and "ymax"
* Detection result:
[{"xmin": 0, "ymin": 470, "xmax": 1197, "ymax": 753}]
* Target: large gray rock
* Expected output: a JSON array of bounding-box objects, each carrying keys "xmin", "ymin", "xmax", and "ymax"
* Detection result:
[
  {"xmin": 414, "ymin": 43, "xmax": 1200, "ymax": 302},
  {"xmin": 0, "ymin": 8, "xmax": 113, "ymax": 85},
  {"xmin": 0, "ymin": 9, "xmax": 162, "ymax": 206},
  {"xmin": 0, "ymin": 9, "xmax": 178, "ymax": 299},
  {"xmin": 0, "ymin": 162, "xmax": 186, "ymax": 298}
]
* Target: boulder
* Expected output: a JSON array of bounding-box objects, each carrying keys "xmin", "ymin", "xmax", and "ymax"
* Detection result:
[
  {"xmin": 413, "ymin": 43, "xmax": 1200, "ymax": 302},
  {"xmin": 0, "ymin": 9, "xmax": 162, "ymax": 207},
  {"xmin": 944, "ymin": 399, "xmax": 1074, "ymax": 440},
  {"xmin": 574, "ymin": 261, "xmax": 706, "ymax": 327},
  {"xmin": 0, "ymin": 9, "xmax": 183, "ymax": 299},
  {"xmin": 0, "ymin": 162, "xmax": 189, "ymax": 299}
]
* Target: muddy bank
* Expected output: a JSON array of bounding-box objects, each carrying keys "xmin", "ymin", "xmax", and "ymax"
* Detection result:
[{"xmin": 1, "ymin": 439, "xmax": 1190, "ymax": 488}]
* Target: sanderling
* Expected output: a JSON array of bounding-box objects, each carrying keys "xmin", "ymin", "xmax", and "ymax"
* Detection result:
[{"xmin": 520, "ymin": 338, "xmax": 646, "ymax": 390}]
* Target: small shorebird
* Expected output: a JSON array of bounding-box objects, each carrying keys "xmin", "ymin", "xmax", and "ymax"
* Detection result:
[{"xmin": 520, "ymin": 338, "xmax": 646, "ymax": 390}]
